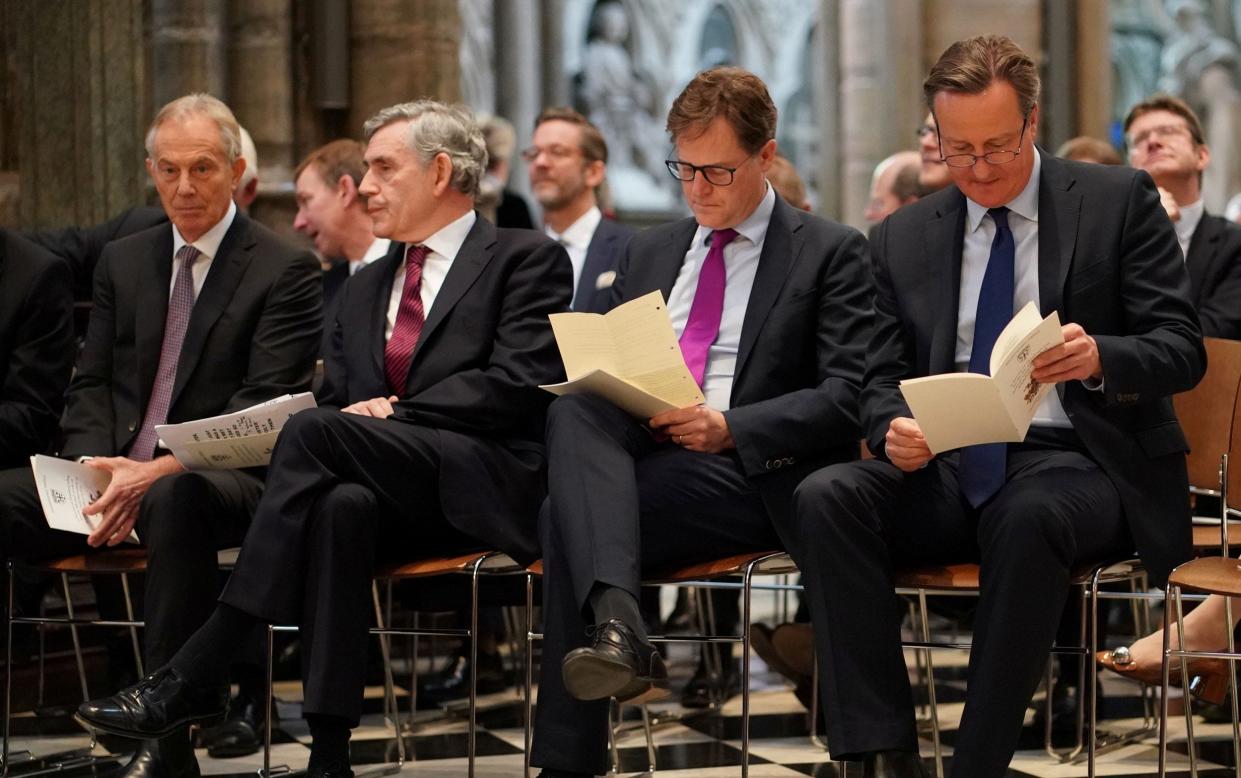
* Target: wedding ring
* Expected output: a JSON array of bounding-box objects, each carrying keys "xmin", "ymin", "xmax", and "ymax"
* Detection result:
[{"xmin": 676, "ymin": 434, "xmax": 683, "ymax": 444}]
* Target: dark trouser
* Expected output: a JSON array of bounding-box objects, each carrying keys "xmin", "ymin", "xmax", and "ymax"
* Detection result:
[
  {"xmin": 220, "ymin": 408, "xmax": 479, "ymax": 725},
  {"xmin": 530, "ymin": 394, "xmax": 777, "ymax": 775},
  {"xmin": 778, "ymin": 435, "xmax": 1128, "ymax": 778},
  {"xmin": 0, "ymin": 464, "xmax": 260, "ymax": 670}
]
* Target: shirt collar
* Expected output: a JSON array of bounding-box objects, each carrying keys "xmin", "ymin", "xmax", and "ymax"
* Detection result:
[
  {"xmin": 419, "ymin": 210, "xmax": 477, "ymax": 262},
  {"xmin": 172, "ymin": 200, "xmax": 237, "ymax": 260},
  {"xmin": 352, "ymin": 237, "xmax": 391, "ymax": 274},
  {"xmin": 965, "ymin": 147, "xmax": 1041, "ymax": 233},
  {"xmin": 545, "ymin": 206, "xmax": 602, "ymax": 250},
  {"xmin": 691, "ymin": 182, "xmax": 775, "ymax": 249},
  {"xmin": 1177, "ymin": 199, "xmax": 1205, "ymax": 247}
]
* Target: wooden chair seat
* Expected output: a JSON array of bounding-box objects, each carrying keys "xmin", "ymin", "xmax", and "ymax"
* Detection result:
[
  {"xmin": 1192, "ymin": 524, "xmax": 1241, "ymax": 552},
  {"xmin": 28, "ymin": 548, "xmax": 149, "ymax": 575},
  {"xmin": 1167, "ymin": 555, "xmax": 1241, "ymax": 597},
  {"xmin": 524, "ymin": 551, "xmax": 795, "ymax": 584},
  {"xmin": 893, "ymin": 557, "xmax": 1142, "ymax": 592}
]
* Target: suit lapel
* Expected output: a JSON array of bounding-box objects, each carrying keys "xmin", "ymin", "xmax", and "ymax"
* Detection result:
[
  {"xmin": 407, "ymin": 216, "xmax": 496, "ymax": 373},
  {"xmin": 735, "ymin": 198, "xmax": 801, "ymax": 379},
  {"xmin": 1185, "ymin": 214, "xmax": 1219, "ymax": 301},
  {"xmin": 371, "ymin": 243, "xmax": 405, "ymax": 378},
  {"xmin": 577, "ymin": 220, "xmax": 619, "ymax": 308},
  {"xmin": 927, "ymin": 193, "xmax": 966, "ymax": 374},
  {"xmin": 651, "ymin": 221, "xmax": 697, "ymax": 302},
  {"xmin": 136, "ymin": 227, "xmax": 175, "ymax": 408},
  {"xmin": 169, "ymin": 215, "xmax": 253, "ymax": 406},
  {"xmin": 1041, "ymin": 156, "xmax": 1079, "ymax": 315}
]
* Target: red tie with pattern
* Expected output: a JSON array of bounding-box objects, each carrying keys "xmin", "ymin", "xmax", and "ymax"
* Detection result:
[
  {"xmin": 130, "ymin": 245, "xmax": 201, "ymax": 461},
  {"xmin": 384, "ymin": 244, "xmax": 430, "ymax": 395}
]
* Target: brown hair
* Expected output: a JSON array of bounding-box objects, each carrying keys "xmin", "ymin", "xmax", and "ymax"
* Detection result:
[
  {"xmin": 295, "ymin": 139, "xmax": 367, "ymax": 191},
  {"xmin": 666, "ymin": 67, "xmax": 777, "ymax": 154},
  {"xmin": 1122, "ymin": 93, "xmax": 1206, "ymax": 146},
  {"xmin": 923, "ymin": 35, "xmax": 1040, "ymax": 118},
  {"xmin": 766, "ymin": 155, "xmax": 807, "ymax": 209},
  {"xmin": 534, "ymin": 106, "xmax": 609, "ymax": 164},
  {"xmin": 1056, "ymin": 136, "xmax": 1122, "ymax": 165}
]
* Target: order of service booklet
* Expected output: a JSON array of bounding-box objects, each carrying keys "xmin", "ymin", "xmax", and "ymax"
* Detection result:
[
  {"xmin": 30, "ymin": 454, "xmax": 138, "ymax": 542},
  {"xmin": 540, "ymin": 290, "xmax": 705, "ymax": 418},
  {"xmin": 154, "ymin": 392, "xmax": 317, "ymax": 470},
  {"xmin": 899, "ymin": 301, "xmax": 1065, "ymax": 455}
]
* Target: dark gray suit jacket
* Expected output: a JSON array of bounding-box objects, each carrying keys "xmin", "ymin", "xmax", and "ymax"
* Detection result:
[
  {"xmin": 60, "ymin": 213, "xmax": 323, "ymax": 459},
  {"xmin": 866, "ymin": 155, "xmax": 1205, "ymax": 586},
  {"xmin": 1186, "ymin": 212, "xmax": 1241, "ymax": 340},
  {"xmin": 573, "ymin": 217, "xmax": 633, "ymax": 313},
  {"xmin": 608, "ymin": 195, "xmax": 872, "ymax": 525}
]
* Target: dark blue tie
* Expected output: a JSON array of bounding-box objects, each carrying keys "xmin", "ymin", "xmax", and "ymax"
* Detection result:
[{"xmin": 959, "ymin": 207, "xmax": 1015, "ymax": 508}]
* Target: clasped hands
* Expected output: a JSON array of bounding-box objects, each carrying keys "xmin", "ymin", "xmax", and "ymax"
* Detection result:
[{"xmin": 886, "ymin": 323, "xmax": 1101, "ymax": 472}]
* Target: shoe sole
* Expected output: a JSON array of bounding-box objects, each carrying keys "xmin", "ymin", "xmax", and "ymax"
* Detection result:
[
  {"xmin": 563, "ymin": 650, "xmax": 668, "ymax": 702},
  {"xmin": 75, "ymin": 710, "xmax": 227, "ymax": 740}
]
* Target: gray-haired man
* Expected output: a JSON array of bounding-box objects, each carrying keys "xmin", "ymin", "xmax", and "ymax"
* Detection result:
[{"xmin": 77, "ymin": 100, "xmax": 573, "ymax": 778}]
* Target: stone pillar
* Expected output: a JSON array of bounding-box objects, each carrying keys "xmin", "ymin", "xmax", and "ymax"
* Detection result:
[
  {"xmin": 494, "ymin": 0, "xmax": 541, "ymax": 204},
  {"xmin": 348, "ymin": 0, "xmax": 463, "ymax": 137},
  {"xmin": 838, "ymin": 0, "xmax": 924, "ymax": 229},
  {"xmin": 228, "ymin": 0, "xmax": 295, "ymax": 184},
  {"xmin": 10, "ymin": 0, "xmax": 147, "ymax": 229},
  {"xmin": 149, "ymin": 0, "xmax": 227, "ymax": 107},
  {"xmin": 814, "ymin": 0, "xmax": 842, "ymax": 220},
  {"xmin": 541, "ymin": 0, "xmax": 570, "ymax": 108},
  {"xmin": 1074, "ymin": 1, "xmax": 1112, "ymax": 143}
]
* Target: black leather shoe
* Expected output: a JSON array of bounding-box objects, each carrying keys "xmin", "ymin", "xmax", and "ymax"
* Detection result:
[
  {"xmin": 77, "ymin": 667, "xmax": 228, "ymax": 738},
  {"xmin": 117, "ymin": 731, "xmax": 200, "ymax": 778},
  {"xmin": 681, "ymin": 657, "xmax": 741, "ymax": 709},
  {"xmin": 562, "ymin": 619, "xmax": 667, "ymax": 702},
  {"xmin": 862, "ymin": 750, "xmax": 930, "ymax": 778},
  {"xmin": 419, "ymin": 649, "xmax": 507, "ymax": 703},
  {"xmin": 200, "ymin": 689, "xmax": 274, "ymax": 758}
]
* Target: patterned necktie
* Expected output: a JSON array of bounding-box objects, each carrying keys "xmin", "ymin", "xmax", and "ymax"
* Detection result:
[
  {"xmin": 959, "ymin": 207, "xmax": 1015, "ymax": 507},
  {"xmin": 680, "ymin": 228, "xmax": 738, "ymax": 387},
  {"xmin": 130, "ymin": 245, "xmax": 201, "ymax": 461},
  {"xmin": 384, "ymin": 245, "xmax": 430, "ymax": 395}
]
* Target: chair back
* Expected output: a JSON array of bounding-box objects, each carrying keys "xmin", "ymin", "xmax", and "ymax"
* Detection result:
[{"xmin": 1175, "ymin": 337, "xmax": 1241, "ymax": 492}]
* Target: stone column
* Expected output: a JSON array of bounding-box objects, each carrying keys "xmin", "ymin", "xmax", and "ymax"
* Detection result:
[
  {"xmin": 494, "ymin": 0, "xmax": 541, "ymax": 204},
  {"xmin": 814, "ymin": 0, "xmax": 842, "ymax": 220},
  {"xmin": 838, "ymin": 0, "xmax": 924, "ymax": 229},
  {"xmin": 149, "ymin": 0, "xmax": 227, "ymax": 107},
  {"xmin": 541, "ymin": 0, "xmax": 570, "ymax": 108},
  {"xmin": 10, "ymin": 0, "xmax": 147, "ymax": 229},
  {"xmin": 1075, "ymin": 1, "xmax": 1111, "ymax": 143},
  {"xmin": 228, "ymin": 0, "xmax": 294, "ymax": 184},
  {"xmin": 348, "ymin": 0, "xmax": 463, "ymax": 137}
]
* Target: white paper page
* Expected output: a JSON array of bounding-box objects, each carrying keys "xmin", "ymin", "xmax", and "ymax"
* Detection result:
[
  {"xmin": 547, "ymin": 314, "xmax": 619, "ymax": 380},
  {"xmin": 29, "ymin": 455, "xmax": 138, "ymax": 543},
  {"xmin": 899, "ymin": 373, "xmax": 1024, "ymax": 454},
  {"xmin": 604, "ymin": 292, "xmax": 693, "ymax": 378},
  {"xmin": 989, "ymin": 309, "xmax": 1064, "ymax": 438},
  {"xmin": 541, "ymin": 369, "xmax": 681, "ymax": 418},
  {"xmin": 155, "ymin": 392, "xmax": 316, "ymax": 469}
]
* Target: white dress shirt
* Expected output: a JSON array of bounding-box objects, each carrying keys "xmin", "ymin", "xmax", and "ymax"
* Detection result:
[
  {"xmin": 1175, "ymin": 199, "xmax": 1204, "ymax": 262},
  {"xmin": 954, "ymin": 149, "xmax": 1075, "ymax": 429},
  {"xmin": 385, "ymin": 210, "xmax": 476, "ymax": 342},
  {"xmin": 170, "ymin": 200, "xmax": 236, "ymax": 301},
  {"xmin": 352, "ymin": 237, "xmax": 391, "ymax": 276},
  {"xmin": 667, "ymin": 183, "xmax": 775, "ymax": 410},
  {"xmin": 545, "ymin": 206, "xmax": 602, "ymax": 299}
]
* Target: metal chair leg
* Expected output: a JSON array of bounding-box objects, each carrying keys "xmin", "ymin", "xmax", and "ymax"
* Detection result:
[
  {"xmin": 918, "ymin": 590, "xmax": 943, "ymax": 778},
  {"xmin": 1177, "ymin": 589, "xmax": 1198, "ymax": 778},
  {"xmin": 58, "ymin": 573, "xmax": 89, "ymax": 702},
  {"xmin": 523, "ymin": 573, "xmax": 535, "ymax": 778},
  {"xmin": 1159, "ymin": 585, "xmax": 1173, "ymax": 778},
  {"xmin": 467, "ymin": 557, "xmax": 482, "ymax": 778},
  {"xmin": 120, "ymin": 572, "xmax": 144, "ymax": 680},
  {"xmin": 740, "ymin": 559, "xmax": 758, "ymax": 778}
]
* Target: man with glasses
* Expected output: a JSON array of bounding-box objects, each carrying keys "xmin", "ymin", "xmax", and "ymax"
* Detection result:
[
  {"xmin": 529, "ymin": 66, "xmax": 872, "ymax": 778},
  {"xmin": 525, "ymin": 107, "xmax": 633, "ymax": 313},
  {"xmin": 916, "ymin": 112, "xmax": 953, "ymax": 193},
  {"xmin": 779, "ymin": 36, "xmax": 1203, "ymax": 778},
  {"xmin": 1125, "ymin": 94, "xmax": 1241, "ymax": 339}
]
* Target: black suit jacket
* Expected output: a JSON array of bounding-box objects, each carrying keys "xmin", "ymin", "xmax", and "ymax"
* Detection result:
[
  {"xmin": 573, "ymin": 217, "xmax": 633, "ymax": 313},
  {"xmin": 0, "ymin": 230, "xmax": 75, "ymax": 467},
  {"xmin": 866, "ymin": 156, "xmax": 1205, "ymax": 585},
  {"xmin": 319, "ymin": 216, "xmax": 572, "ymax": 563},
  {"xmin": 27, "ymin": 206, "xmax": 169, "ymax": 304},
  {"xmin": 60, "ymin": 213, "xmax": 323, "ymax": 459},
  {"xmin": 1186, "ymin": 212, "xmax": 1241, "ymax": 340},
  {"xmin": 608, "ymin": 195, "xmax": 871, "ymax": 525}
]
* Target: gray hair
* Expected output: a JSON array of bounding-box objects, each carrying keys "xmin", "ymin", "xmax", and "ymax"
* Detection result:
[
  {"xmin": 145, "ymin": 93, "xmax": 242, "ymax": 163},
  {"xmin": 237, "ymin": 126, "xmax": 259, "ymax": 188},
  {"xmin": 362, "ymin": 100, "xmax": 488, "ymax": 197}
]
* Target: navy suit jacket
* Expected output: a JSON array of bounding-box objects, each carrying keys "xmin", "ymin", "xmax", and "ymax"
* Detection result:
[
  {"xmin": 1186, "ymin": 212, "xmax": 1241, "ymax": 340},
  {"xmin": 866, "ymin": 156, "xmax": 1205, "ymax": 586},
  {"xmin": 573, "ymin": 217, "xmax": 633, "ymax": 313}
]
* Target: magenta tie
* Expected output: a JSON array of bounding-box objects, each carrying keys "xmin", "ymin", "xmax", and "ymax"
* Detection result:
[
  {"xmin": 130, "ymin": 245, "xmax": 201, "ymax": 461},
  {"xmin": 384, "ymin": 245, "xmax": 430, "ymax": 395},
  {"xmin": 679, "ymin": 228, "xmax": 738, "ymax": 387}
]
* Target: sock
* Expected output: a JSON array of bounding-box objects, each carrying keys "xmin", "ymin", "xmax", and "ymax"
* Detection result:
[
  {"xmin": 306, "ymin": 713, "xmax": 351, "ymax": 770},
  {"xmin": 168, "ymin": 604, "xmax": 260, "ymax": 688},
  {"xmin": 587, "ymin": 584, "xmax": 647, "ymax": 642}
]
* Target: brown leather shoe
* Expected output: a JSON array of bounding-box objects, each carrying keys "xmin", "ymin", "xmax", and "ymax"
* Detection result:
[{"xmin": 1097, "ymin": 648, "xmax": 1231, "ymax": 705}]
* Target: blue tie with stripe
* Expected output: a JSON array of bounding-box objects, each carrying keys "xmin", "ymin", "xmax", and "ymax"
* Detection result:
[{"xmin": 959, "ymin": 206, "xmax": 1015, "ymax": 507}]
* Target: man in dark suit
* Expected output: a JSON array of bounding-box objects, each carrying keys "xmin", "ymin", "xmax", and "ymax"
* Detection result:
[
  {"xmin": 0, "ymin": 95, "xmax": 322, "ymax": 778},
  {"xmin": 529, "ymin": 67, "xmax": 872, "ymax": 778},
  {"xmin": 1125, "ymin": 93, "xmax": 1241, "ymax": 340},
  {"xmin": 524, "ymin": 106, "xmax": 633, "ymax": 313},
  {"xmin": 0, "ymin": 230, "xmax": 75, "ymax": 469},
  {"xmin": 781, "ymin": 36, "xmax": 1205, "ymax": 778},
  {"xmin": 77, "ymin": 99, "xmax": 572, "ymax": 778}
]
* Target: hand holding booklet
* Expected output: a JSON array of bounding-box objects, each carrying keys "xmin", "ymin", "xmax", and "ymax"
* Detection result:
[
  {"xmin": 155, "ymin": 392, "xmax": 317, "ymax": 469},
  {"xmin": 30, "ymin": 454, "xmax": 137, "ymax": 543},
  {"xmin": 540, "ymin": 290, "xmax": 705, "ymax": 418},
  {"xmin": 899, "ymin": 302, "xmax": 1064, "ymax": 455}
]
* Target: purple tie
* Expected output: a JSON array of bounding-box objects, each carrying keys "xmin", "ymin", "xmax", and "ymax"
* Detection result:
[
  {"xmin": 680, "ymin": 228, "xmax": 738, "ymax": 387},
  {"xmin": 130, "ymin": 245, "xmax": 201, "ymax": 461}
]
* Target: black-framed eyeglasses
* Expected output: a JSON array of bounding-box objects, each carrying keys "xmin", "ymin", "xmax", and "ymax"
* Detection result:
[
  {"xmin": 939, "ymin": 117, "xmax": 1028, "ymax": 168},
  {"xmin": 664, "ymin": 154, "xmax": 754, "ymax": 186},
  {"xmin": 520, "ymin": 144, "xmax": 583, "ymax": 163}
]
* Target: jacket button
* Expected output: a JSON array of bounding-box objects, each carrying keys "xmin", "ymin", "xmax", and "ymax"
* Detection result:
[
  {"xmin": 128, "ymin": 422, "xmax": 137, "ymax": 432},
  {"xmin": 764, "ymin": 459, "xmax": 773, "ymax": 470}
]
